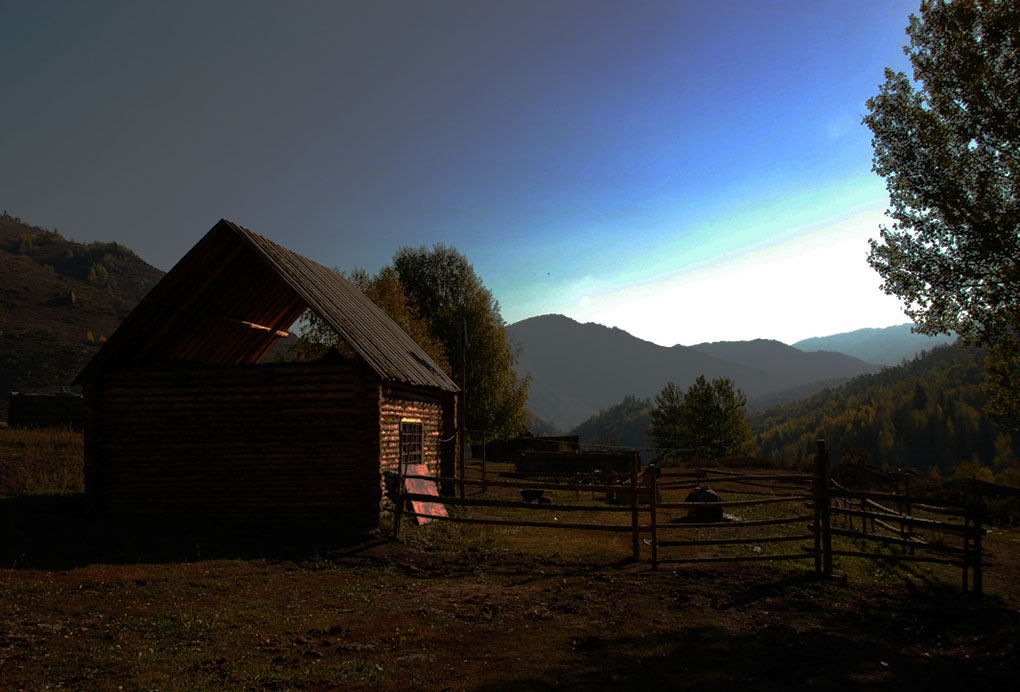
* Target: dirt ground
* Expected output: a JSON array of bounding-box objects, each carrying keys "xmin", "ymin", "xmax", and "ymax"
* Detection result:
[{"xmin": 1, "ymin": 495, "xmax": 1018, "ymax": 691}]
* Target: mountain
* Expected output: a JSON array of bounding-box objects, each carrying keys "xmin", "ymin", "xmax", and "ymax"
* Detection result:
[
  {"xmin": 0, "ymin": 215, "xmax": 164, "ymax": 418},
  {"xmin": 793, "ymin": 323, "xmax": 956, "ymax": 366},
  {"xmin": 507, "ymin": 314, "xmax": 881, "ymax": 431}
]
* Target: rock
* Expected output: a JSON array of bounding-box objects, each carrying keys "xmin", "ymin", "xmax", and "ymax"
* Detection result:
[{"xmin": 684, "ymin": 486, "xmax": 724, "ymax": 522}]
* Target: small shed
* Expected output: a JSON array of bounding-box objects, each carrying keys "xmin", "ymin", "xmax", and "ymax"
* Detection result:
[
  {"xmin": 7, "ymin": 391, "xmax": 84, "ymax": 430},
  {"xmin": 74, "ymin": 219, "xmax": 458, "ymax": 527}
]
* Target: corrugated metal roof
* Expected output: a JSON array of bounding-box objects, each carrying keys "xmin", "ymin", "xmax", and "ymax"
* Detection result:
[{"xmin": 75, "ymin": 219, "xmax": 458, "ymax": 392}]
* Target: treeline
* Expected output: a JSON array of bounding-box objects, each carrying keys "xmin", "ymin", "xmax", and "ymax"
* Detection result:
[
  {"xmin": 570, "ymin": 394, "xmax": 651, "ymax": 451},
  {"xmin": 563, "ymin": 344, "xmax": 1019, "ymax": 486},
  {"xmin": 751, "ymin": 344, "xmax": 1020, "ymax": 485}
]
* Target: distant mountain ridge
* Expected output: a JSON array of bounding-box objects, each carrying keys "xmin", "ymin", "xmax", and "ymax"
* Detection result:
[
  {"xmin": 793, "ymin": 323, "xmax": 955, "ymax": 366},
  {"xmin": 508, "ymin": 314, "xmax": 881, "ymax": 431}
]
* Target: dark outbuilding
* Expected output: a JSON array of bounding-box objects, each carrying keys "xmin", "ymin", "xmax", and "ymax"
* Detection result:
[{"xmin": 74, "ymin": 219, "xmax": 458, "ymax": 528}]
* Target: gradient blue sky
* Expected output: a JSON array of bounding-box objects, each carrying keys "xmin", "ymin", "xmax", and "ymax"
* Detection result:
[{"xmin": 3, "ymin": 1, "xmax": 921, "ymax": 345}]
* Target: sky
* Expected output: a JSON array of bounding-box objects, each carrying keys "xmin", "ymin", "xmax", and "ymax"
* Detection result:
[{"xmin": 2, "ymin": 1, "xmax": 923, "ymax": 346}]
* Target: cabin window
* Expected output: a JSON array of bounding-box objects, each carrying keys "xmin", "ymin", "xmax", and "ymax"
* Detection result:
[{"xmin": 399, "ymin": 419, "xmax": 423, "ymax": 470}]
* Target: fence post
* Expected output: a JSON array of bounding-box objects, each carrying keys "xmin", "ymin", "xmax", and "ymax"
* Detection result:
[
  {"xmin": 905, "ymin": 474, "xmax": 914, "ymax": 556},
  {"xmin": 459, "ymin": 431, "xmax": 467, "ymax": 501},
  {"xmin": 630, "ymin": 450, "xmax": 640, "ymax": 562},
  {"xmin": 962, "ymin": 514, "xmax": 971, "ymax": 593},
  {"xmin": 813, "ymin": 440, "xmax": 832, "ymax": 577},
  {"xmin": 821, "ymin": 441, "xmax": 832, "ymax": 577},
  {"xmin": 647, "ymin": 466, "xmax": 658, "ymax": 570},
  {"xmin": 393, "ymin": 462, "xmax": 406, "ymax": 540},
  {"xmin": 812, "ymin": 443, "xmax": 822, "ymax": 576},
  {"xmin": 973, "ymin": 514, "xmax": 983, "ymax": 596}
]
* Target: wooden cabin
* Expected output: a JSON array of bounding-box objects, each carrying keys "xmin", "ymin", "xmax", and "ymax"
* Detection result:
[{"xmin": 74, "ymin": 219, "xmax": 458, "ymax": 528}]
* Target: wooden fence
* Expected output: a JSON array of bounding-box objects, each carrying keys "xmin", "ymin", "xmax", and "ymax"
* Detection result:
[{"xmin": 393, "ymin": 440, "xmax": 988, "ymax": 594}]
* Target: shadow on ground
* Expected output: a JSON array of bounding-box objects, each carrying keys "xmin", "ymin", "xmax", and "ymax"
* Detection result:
[
  {"xmin": 469, "ymin": 570, "xmax": 1020, "ymax": 692},
  {"xmin": 0, "ymin": 493, "xmax": 381, "ymax": 569}
]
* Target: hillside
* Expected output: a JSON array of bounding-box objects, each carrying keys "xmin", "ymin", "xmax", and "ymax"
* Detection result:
[
  {"xmin": 508, "ymin": 314, "xmax": 880, "ymax": 431},
  {"xmin": 569, "ymin": 394, "xmax": 653, "ymax": 457},
  {"xmin": 751, "ymin": 343, "xmax": 1020, "ymax": 482},
  {"xmin": 793, "ymin": 323, "xmax": 956, "ymax": 366},
  {"xmin": 0, "ymin": 215, "xmax": 164, "ymax": 418}
]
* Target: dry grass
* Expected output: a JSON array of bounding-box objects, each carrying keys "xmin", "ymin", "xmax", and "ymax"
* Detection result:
[{"xmin": 0, "ymin": 426, "xmax": 83, "ymax": 495}]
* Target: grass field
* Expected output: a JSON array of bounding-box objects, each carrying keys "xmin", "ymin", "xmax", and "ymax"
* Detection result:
[
  {"xmin": 0, "ymin": 426, "xmax": 83, "ymax": 495},
  {"xmin": 1, "ymin": 429, "xmax": 1018, "ymax": 691}
]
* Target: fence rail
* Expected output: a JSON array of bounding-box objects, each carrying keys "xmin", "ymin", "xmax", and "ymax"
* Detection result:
[{"xmin": 392, "ymin": 440, "xmax": 988, "ymax": 594}]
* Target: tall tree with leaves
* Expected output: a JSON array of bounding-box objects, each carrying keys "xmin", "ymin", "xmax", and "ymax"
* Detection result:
[
  {"xmin": 289, "ymin": 267, "xmax": 448, "ymax": 372},
  {"xmin": 863, "ymin": 0, "xmax": 1020, "ymax": 428},
  {"xmin": 648, "ymin": 383, "xmax": 685, "ymax": 460},
  {"xmin": 392, "ymin": 244, "xmax": 529, "ymax": 438},
  {"xmin": 649, "ymin": 376, "xmax": 755, "ymax": 463}
]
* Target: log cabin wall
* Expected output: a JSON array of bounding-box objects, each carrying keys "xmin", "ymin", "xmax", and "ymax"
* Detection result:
[
  {"xmin": 379, "ymin": 392, "xmax": 442, "ymax": 475},
  {"xmin": 377, "ymin": 383, "xmax": 457, "ymax": 509},
  {"xmin": 88, "ymin": 360, "xmax": 382, "ymax": 526}
]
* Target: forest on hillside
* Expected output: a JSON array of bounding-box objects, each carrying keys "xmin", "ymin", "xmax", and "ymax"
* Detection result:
[
  {"xmin": 570, "ymin": 394, "xmax": 651, "ymax": 451},
  {"xmin": 563, "ymin": 344, "xmax": 1019, "ymax": 487},
  {"xmin": 751, "ymin": 344, "xmax": 1020, "ymax": 485},
  {"xmin": 0, "ymin": 215, "xmax": 164, "ymax": 416}
]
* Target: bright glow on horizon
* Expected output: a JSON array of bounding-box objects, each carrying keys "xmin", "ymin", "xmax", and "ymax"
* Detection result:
[
  {"xmin": 494, "ymin": 176, "xmax": 909, "ymax": 346},
  {"xmin": 572, "ymin": 209, "xmax": 908, "ymax": 346}
]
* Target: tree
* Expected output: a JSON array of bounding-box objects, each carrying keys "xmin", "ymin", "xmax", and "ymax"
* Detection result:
[
  {"xmin": 863, "ymin": 0, "xmax": 1020, "ymax": 428},
  {"xmin": 648, "ymin": 376, "xmax": 755, "ymax": 463},
  {"xmin": 349, "ymin": 267, "xmax": 450, "ymax": 372},
  {"xmin": 290, "ymin": 266, "xmax": 448, "ymax": 371},
  {"xmin": 392, "ymin": 244, "xmax": 529, "ymax": 439},
  {"xmin": 571, "ymin": 394, "xmax": 653, "ymax": 452},
  {"xmin": 292, "ymin": 246, "xmax": 528, "ymax": 437},
  {"xmin": 648, "ymin": 383, "xmax": 685, "ymax": 460}
]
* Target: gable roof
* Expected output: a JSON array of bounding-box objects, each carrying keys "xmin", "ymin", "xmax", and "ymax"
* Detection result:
[{"xmin": 74, "ymin": 219, "xmax": 458, "ymax": 392}]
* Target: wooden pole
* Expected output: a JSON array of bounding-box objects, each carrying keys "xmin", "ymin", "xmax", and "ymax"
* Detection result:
[
  {"xmin": 973, "ymin": 515, "xmax": 983, "ymax": 596},
  {"xmin": 813, "ymin": 440, "xmax": 832, "ymax": 577},
  {"xmin": 459, "ymin": 318, "xmax": 467, "ymax": 501},
  {"xmin": 820, "ymin": 441, "xmax": 832, "ymax": 577},
  {"xmin": 393, "ymin": 460, "xmax": 406, "ymax": 540},
  {"xmin": 897, "ymin": 475, "xmax": 906, "ymax": 554},
  {"xmin": 962, "ymin": 514, "xmax": 970, "ymax": 593},
  {"xmin": 813, "ymin": 442, "xmax": 823, "ymax": 577},
  {"xmin": 481, "ymin": 431, "xmax": 487, "ymax": 493},
  {"xmin": 630, "ymin": 450, "xmax": 640, "ymax": 562},
  {"xmin": 905, "ymin": 475, "xmax": 914, "ymax": 556},
  {"xmin": 647, "ymin": 465, "xmax": 659, "ymax": 570}
]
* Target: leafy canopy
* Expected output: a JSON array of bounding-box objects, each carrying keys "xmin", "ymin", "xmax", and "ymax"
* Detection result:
[
  {"xmin": 292, "ymin": 245, "xmax": 529, "ymax": 438},
  {"xmin": 393, "ymin": 244, "xmax": 529, "ymax": 439},
  {"xmin": 648, "ymin": 376, "xmax": 755, "ymax": 463},
  {"xmin": 290, "ymin": 267, "xmax": 448, "ymax": 372},
  {"xmin": 863, "ymin": 0, "xmax": 1020, "ymax": 427}
]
